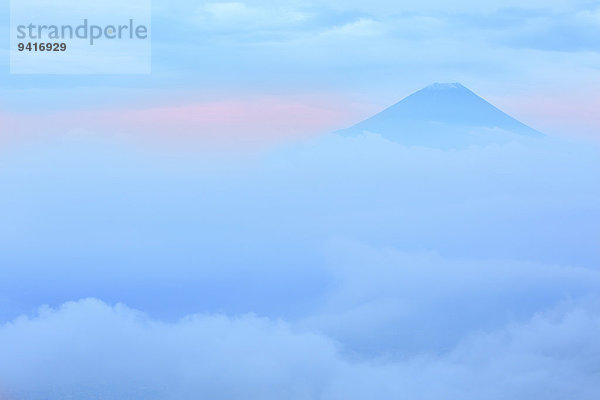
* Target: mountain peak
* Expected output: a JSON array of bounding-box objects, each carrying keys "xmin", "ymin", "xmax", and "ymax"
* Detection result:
[
  {"xmin": 424, "ymin": 82, "xmax": 466, "ymax": 90},
  {"xmin": 338, "ymin": 83, "xmax": 542, "ymax": 147}
]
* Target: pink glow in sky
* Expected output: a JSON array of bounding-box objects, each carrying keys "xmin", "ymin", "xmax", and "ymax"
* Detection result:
[
  {"xmin": 3, "ymin": 91, "xmax": 598, "ymax": 151},
  {"xmin": 1, "ymin": 95, "xmax": 373, "ymax": 151}
]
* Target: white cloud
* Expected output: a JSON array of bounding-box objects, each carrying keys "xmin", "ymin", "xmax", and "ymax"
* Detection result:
[
  {"xmin": 303, "ymin": 239, "xmax": 600, "ymax": 355},
  {"xmin": 320, "ymin": 18, "xmax": 385, "ymax": 37},
  {"xmin": 194, "ymin": 2, "xmax": 310, "ymax": 32},
  {"xmin": 1, "ymin": 297, "xmax": 599, "ymax": 399}
]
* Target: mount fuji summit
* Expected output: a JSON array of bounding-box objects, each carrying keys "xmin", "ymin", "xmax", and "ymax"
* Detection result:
[{"xmin": 339, "ymin": 83, "xmax": 543, "ymax": 147}]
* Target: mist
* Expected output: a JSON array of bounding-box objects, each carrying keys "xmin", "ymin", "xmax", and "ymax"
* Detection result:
[{"xmin": 0, "ymin": 130, "xmax": 599, "ymax": 398}]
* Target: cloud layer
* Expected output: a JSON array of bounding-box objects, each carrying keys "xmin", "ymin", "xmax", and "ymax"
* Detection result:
[
  {"xmin": 0, "ymin": 131, "xmax": 599, "ymax": 398},
  {"xmin": 1, "ymin": 296, "xmax": 599, "ymax": 399}
]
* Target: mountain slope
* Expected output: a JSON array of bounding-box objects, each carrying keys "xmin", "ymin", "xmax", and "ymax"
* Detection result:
[{"xmin": 339, "ymin": 83, "xmax": 543, "ymax": 147}]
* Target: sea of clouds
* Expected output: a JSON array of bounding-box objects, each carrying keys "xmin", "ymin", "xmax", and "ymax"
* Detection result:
[{"xmin": 0, "ymin": 132, "xmax": 599, "ymax": 398}]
